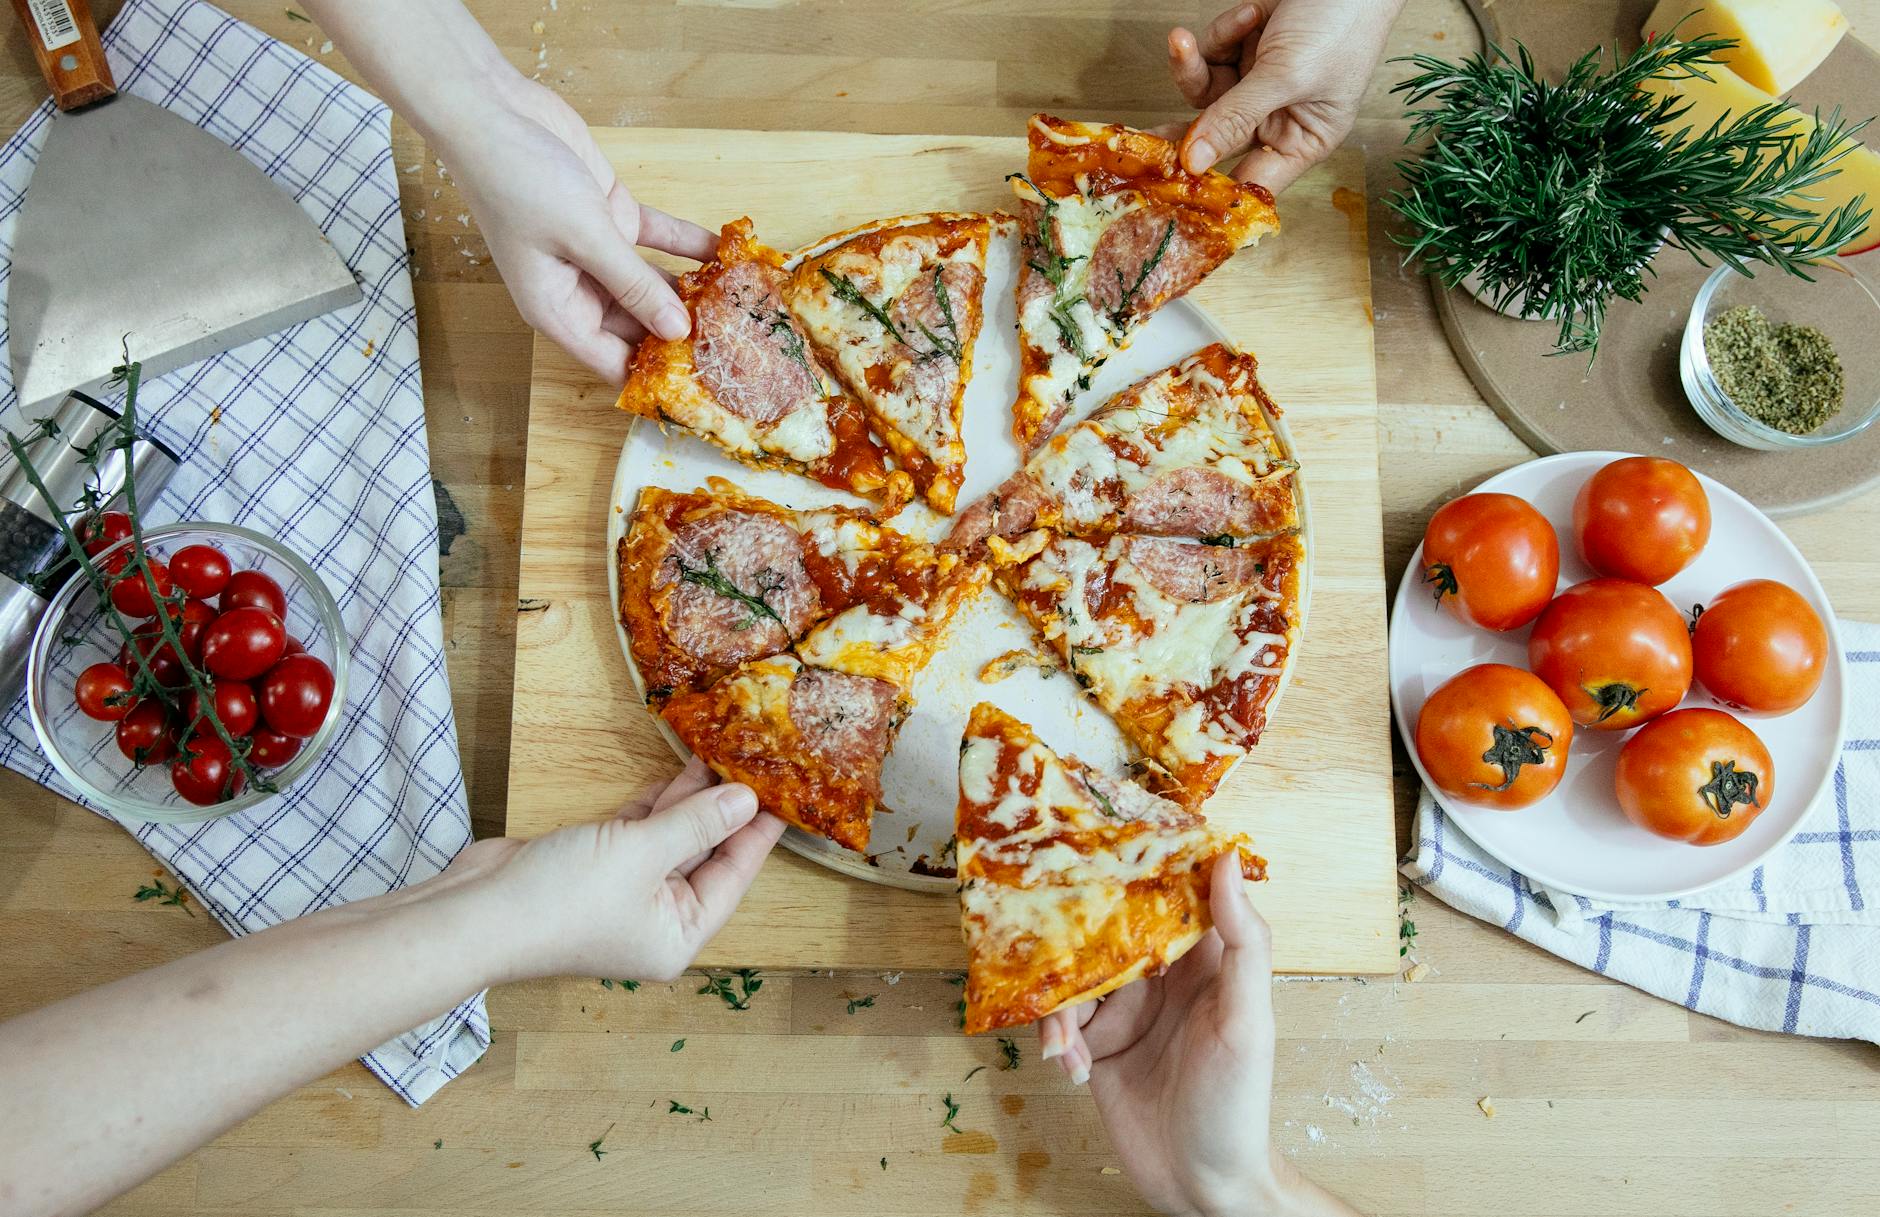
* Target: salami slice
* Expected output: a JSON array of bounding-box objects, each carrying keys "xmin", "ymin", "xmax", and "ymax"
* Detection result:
[
  {"xmin": 788, "ymin": 667, "xmax": 899, "ymax": 783},
  {"xmin": 693, "ymin": 260, "xmax": 821, "ymax": 424},
  {"xmin": 1084, "ymin": 207, "xmax": 1211, "ymax": 323},
  {"xmin": 1125, "ymin": 535, "xmax": 1266, "ymax": 605},
  {"xmin": 656, "ymin": 510, "xmax": 820, "ymax": 664},
  {"xmin": 942, "ymin": 472, "xmax": 1054, "ymax": 556}
]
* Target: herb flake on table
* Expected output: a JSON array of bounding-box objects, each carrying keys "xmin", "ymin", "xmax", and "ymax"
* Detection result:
[
  {"xmin": 600, "ymin": 978, "xmax": 639, "ymax": 991},
  {"xmin": 433, "ymin": 1139, "xmax": 443, "ymax": 1150},
  {"xmin": 941, "ymin": 1093, "xmax": 963, "ymax": 1134},
  {"xmin": 698, "ymin": 968, "xmax": 762, "ymax": 1011},
  {"xmin": 588, "ymin": 1121, "xmax": 614, "ymax": 1161},
  {"xmin": 284, "ymin": 8, "xmax": 309, "ymax": 20},
  {"xmin": 846, "ymin": 995, "xmax": 876, "ymax": 1014},
  {"xmin": 670, "ymin": 1038, "xmax": 686, "ymax": 1052},
  {"xmin": 998, "ymin": 1037, "xmax": 1020, "ymax": 1071},
  {"xmin": 133, "ymin": 879, "xmax": 192, "ymax": 916},
  {"xmin": 963, "ymin": 1064, "xmax": 987, "ymax": 1083},
  {"xmin": 1399, "ymin": 917, "xmax": 1417, "ymax": 957},
  {"xmin": 668, "ymin": 1100, "xmax": 711, "ymax": 1122}
]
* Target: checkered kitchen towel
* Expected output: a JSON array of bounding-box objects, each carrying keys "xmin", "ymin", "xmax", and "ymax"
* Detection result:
[
  {"xmin": 0, "ymin": 0, "xmax": 485, "ymax": 1104},
  {"xmin": 1405, "ymin": 619, "xmax": 1880, "ymax": 1043}
]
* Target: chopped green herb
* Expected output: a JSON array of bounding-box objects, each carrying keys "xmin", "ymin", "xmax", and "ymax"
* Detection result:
[
  {"xmin": 284, "ymin": 8, "xmax": 310, "ymax": 20},
  {"xmin": 1399, "ymin": 918, "xmax": 1418, "ymax": 957},
  {"xmin": 941, "ymin": 1093, "xmax": 963, "ymax": 1134},
  {"xmin": 1704, "ymin": 304, "xmax": 1844, "ymax": 434},
  {"xmin": 1086, "ymin": 783, "xmax": 1118, "ymax": 819},
  {"xmin": 132, "ymin": 879, "xmax": 192, "ymax": 916},
  {"xmin": 821, "ymin": 269, "xmax": 910, "ymax": 347},
  {"xmin": 881, "ymin": 1156, "xmax": 889, "ymax": 1170},
  {"xmin": 1200, "ymin": 535, "xmax": 1236, "ymax": 548},
  {"xmin": 998, "ymin": 1037, "xmax": 1021, "ymax": 1071},
  {"xmin": 963, "ymin": 1064, "xmax": 987, "ymax": 1083},
  {"xmin": 698, "ymin": 968, "xmax": 763, "ymax": 1011},
  {"xmin": 672, "ymin": 552, "xmax": 784, "ymax": 631},
  {"xmin": 1048, "ymin": 298, "xmax": 1090, "ymax": 360},
  {"xmin": 846, "ymin": 995, "xmax": 877, "ymax": 1014},
  {"xmin": 433, "ymin": 1139, "xmax": 443, "ymax": 1150},
  {"xmin": 600, "ymin": 977, "xmax": 640, "ymax": 991},
  {"xmin": 670, "ymin": 1038, "xmax": 686, "ymax": 1052},
  {"xmin": 668, "ymin": 1100, "xmax": 712, "ymax": 1121},
  {"xmin": 588, "ymin": 1121, "xmax": 615, "ymax": 1161},
  {"xmin": 1575, "ymin": 1009, "xmax": 1596, "ymax": 1024}
]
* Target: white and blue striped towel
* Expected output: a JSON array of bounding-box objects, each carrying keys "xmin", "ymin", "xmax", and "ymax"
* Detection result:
[
  {"xmin": 1406, "ymin": 619, "xmax": 1880, "ymax": 1042},
  {"xmin": 0, "ymin": 0, "xmax": 484, "ymax": 1105}
]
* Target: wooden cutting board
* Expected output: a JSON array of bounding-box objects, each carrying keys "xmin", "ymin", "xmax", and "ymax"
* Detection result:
[{"xmin": 507, "ymin": 128, "xmax": 1397, "ymax": 974}]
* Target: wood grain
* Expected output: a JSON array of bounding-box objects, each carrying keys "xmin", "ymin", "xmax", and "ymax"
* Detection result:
[
  {"xmin": 508, "ymin": 128, "xmax": 1399, "ymax": 974},
  {"xmin": 2, "ymin": 3, "xmax": 1879, "ymax": 1216}
]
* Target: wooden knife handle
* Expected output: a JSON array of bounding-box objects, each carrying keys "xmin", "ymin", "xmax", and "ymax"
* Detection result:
[{"xmin": 9, "ymin": 0, "xmax": 114, "ymax": 110}]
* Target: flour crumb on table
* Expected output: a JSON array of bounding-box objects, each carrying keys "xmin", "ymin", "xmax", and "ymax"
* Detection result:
[{"xmin": 1477, "ymin": 1096, "xmax": 1496, "ymax": 1119}]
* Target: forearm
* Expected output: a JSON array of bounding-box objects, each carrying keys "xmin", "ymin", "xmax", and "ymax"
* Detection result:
[{"xmin": 0, "ymin": 871, "xmax": 521, "ymax": 1217}]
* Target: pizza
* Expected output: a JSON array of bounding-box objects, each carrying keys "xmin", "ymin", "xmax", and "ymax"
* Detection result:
[
  {"xmin": 945, "ymin": 343, "xmax": 1298, "ymax": 558},
  {"xmin": 617, "ymin": 218, "xmax": 913, "ymax": 516},
  {"xmin": 990, "ymin": 528, "xmax": 1305, "ymax": 809},
  {"xmin": 956, "ymin": 702, "xmax": 1265, "ymax": 1035},
  {"xmin": 794, "ymin": 558, "xmax": 989, "ymax": 693},
  {"xmin": 662, "ymin": 655, "xmax": 906, "ymax": 851},
  {"xmin": 1008, "ymin": 114, "xmax": 1280, "ymax": 451},
  {"xmin": 787, "ymin": 213, "xmax": 1013, "ymax": 514}
]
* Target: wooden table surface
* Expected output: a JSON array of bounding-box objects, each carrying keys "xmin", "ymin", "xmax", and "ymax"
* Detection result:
[{"xmin": 3, "ymin": 2, "xmax": 1879, "ymax": 1215}]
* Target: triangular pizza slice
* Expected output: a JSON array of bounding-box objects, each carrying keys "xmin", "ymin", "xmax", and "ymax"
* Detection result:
[
  {"xmin": 1008, "ymin": 115, "xmax": 1279, "ymax": 450},
  {"xmin": 786, "ymin": 213, "xmax": 1014, "ymax": 514},
  {"xmin": 618, "ymin": 218, "xmax": 913, "ymax": 516},
  {"xmin": 990, "ymin": 529, "xmax": 1304, "ymax": 809},
  {"xmin": 956, "ymin": 702, "xmax": 1265, "ymax": 1035},
  {"xmin": 662, "ymin": 654, "xmax": 906, "ymax": 851}
]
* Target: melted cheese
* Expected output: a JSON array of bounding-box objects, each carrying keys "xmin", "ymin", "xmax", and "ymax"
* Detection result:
[
  {"xmin": 659, "ymin": 379, "xmax": 836, "ymax": 466},
  {"xmin": 723, "ymin": 655, "xmax": 802, "ymax": 723},
  {"xmin": 793, "ymin": 600, "xmax": 922, "ymax": 678}
]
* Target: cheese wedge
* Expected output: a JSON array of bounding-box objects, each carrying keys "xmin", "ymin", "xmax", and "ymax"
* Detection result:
[{"xmin": 1644, "ymin": 0, "xmax": 1848, "ymax": 94}]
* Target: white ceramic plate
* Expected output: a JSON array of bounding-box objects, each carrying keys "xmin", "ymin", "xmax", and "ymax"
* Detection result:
[
  {"xmin": 1387, "ymin": 451, "xmax": 1848, "ymax": 903},
  {"xmin": 608, "ymin": 227, "xmax": 1310, "ymax": 892}
]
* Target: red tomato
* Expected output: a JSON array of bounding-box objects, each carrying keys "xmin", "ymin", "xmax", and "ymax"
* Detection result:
[
  {"xmin": 119, "ymin": 623, "xmax": 186, "ymax": 689},
  {"xmin": 115, "ymin": 701, "xmax": 176, "ymax": 765},
  {"xmin": 79, "ymin": 510, "xmax": 132, "ymax": 557},
  {"xmin": 74, "ymin": 662, "xmax": 136, "ymax": 721},
  {"xmin": 1573, "ymin": 457, "xmax": 1710, "ymax": 586},
  {"xmin": 1615, "ymin": 708, "xmax": 1774, "ymax": 845},
  {"xmin": 169, "ymin": 544, "xmax": 232, "ymax": 600},
  {"xmin": 1528, "ymin": 579, "xmax": 1692, "ymax": 730},
  {"xmin": 109, "ymin": 559, "xmax": 174, "ymax": 618},
  {"xmin": 247, "ymin": 726, "xmax": 303, "ymax": 768},
  {"xmin": 200, "ymin": 607, "xmax": 287, "ymax": 682},
  {"xmin": 183, "ymin": 680, "xmax": 259, "ymax": 738},
  {"xmin": 220, "ymin": 569, "xmax": 287, "ymax": 619},
  {"xmin": 1415, "ymin": 663, "xmax": 1574, "ymax": 810},
  {"xmin": 283, "ymin": 635, "xmax": 305, "ymax": 656},
  {"xmin": 1691, "ymin": 579, "xmax": 1829, "ymax": 715},
  {"xmin": 1420, "ymin": 493, "xmax": 1560, "ymax": 631},
  {"xmin": 174, "ymin": 597, "xmax": 218, "ymax": 665},
  {"xmin": 258, "ymin": 653, "xmax": 335, "ymax": 738},
  {"xmin": 171, "ymin": 735, "xmax": 245, "ymax": 806}
]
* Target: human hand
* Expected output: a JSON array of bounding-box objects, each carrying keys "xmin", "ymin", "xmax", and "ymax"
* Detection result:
[
  {"xmin": 1167, "ymin": 0, "xmax": 1404, "ymax": 194},
  {"xmin": 1038, "ymin": 854, "xmax": 1356, "ymax": 1217},
  {"xmin": 439, "ymin": 73, "xmax": 718, "ymax": 383},
  {"xmin": 458, "ymin": 758, "xmax": 785, "ymax": 984}
]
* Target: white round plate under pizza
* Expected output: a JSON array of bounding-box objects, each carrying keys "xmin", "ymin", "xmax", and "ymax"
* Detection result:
[{"xmin": 607, "ymin": 214, "xmax": 1311, "ymax": 893}]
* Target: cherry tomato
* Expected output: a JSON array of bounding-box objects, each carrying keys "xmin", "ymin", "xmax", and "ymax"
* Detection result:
[
  {"xmin": 1573, "ymin": 456, "xmax": 1710, "ymax": 586},
  {"xmin": 183, "ymin": 680, "xmax": 259, "ymax": 738},
  {"xmin": 115, "ymin": 701, "xmax": 176, "ymax": 765},
  {"xmin": 1419, "ymin": 493, "xmax": 1560, "ymax": 631},
  {"xmin": 1615, "ymin": 708, "xmax": 1774, "ymax": 845},
  {"xmin": 109, "ymin": 558, "xmax": 174, "ymax": 618},
  {"xmin": 79, "ymin": 510, "xmax": 132, "ymax": 557},
  {"xmin": 220, "ymin": 569, "xmax": 287, "ymax": 619},
  {"xmin": 1415, "ymin": 663, "xmax": 1573, "ymax": 810},
  {"xmin": 74, "ymin": 662, "xmax": 136, "ymax": 721},
  {"xmin": 174, "ymin": 597, "xmax": 218, "ymax": 665},
  {"xmin": 1691, "ymin": 579, "xmax": 1829, "ymax": 715},
  {"xmin": 283, "ymin": 635, "xmax": 305, "ymax": 656},
  {"xmin": 200, "ymin": 607, "xmax": 287, "ymax": 682},
  {"xmin": 247, "ymin": 726, "xmax": 303, "ymax": 768},
  {"xmin": 1528, "ymin": 578, "xmax": 1692, "ymax": 730},
  {"xmin": 118, "ymin": 623, "xmax": 186, "ymax": 689},
  {"xmin": 169, "ymin": 544, "xmax": 232, "ymax": 600},
  {"xmin": 258, "ymin": 653, "xmax": 335, "ymax": 738},
  {"xmin": 171, "ymin": 735, "xmax": 245, "ymax": 806}
]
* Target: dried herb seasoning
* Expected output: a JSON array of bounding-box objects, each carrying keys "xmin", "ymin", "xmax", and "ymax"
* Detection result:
[{"xmin": 1703, "ymin": 304, "xmax": 1845, "ymax": 435}]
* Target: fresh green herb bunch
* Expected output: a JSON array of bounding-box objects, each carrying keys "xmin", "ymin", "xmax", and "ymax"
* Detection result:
[{"xmin": 1387, "ymin": 31, "xmax": 1873, "ymax": 356}]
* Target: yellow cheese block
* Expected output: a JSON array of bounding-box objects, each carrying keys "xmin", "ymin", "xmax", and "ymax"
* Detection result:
[
  {"xmin": 1643, "ymin": 0, "xmax": 1848, "ymax": 94},
  {"xmin": 1641, "ymin": 59, "xmax": 1880, "ymax": 255}
]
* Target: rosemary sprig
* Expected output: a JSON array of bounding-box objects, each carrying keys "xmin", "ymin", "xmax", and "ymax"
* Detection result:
[
  {"xmin": 1048, "ymin": 298, "xmax": 1090, "ymax": 361},
  {"xmin": 132, "ymin": 878, "xmax": 193, "ymax": 915},
  {"xmin": 909, "ymin": 266, "xmax": 964, "ymax": 362},
  {"xmin": 1009, "ymin": 173, "xmax": 1083, "ymax": 289},
  {"xmin": 749, "ymin": 306, "xmax": 821, "ymax": 389},
  {"xmin": 820, "ymin": 269, "xmax": 910, "ymax": 347},
  {"xmin": 672, "ymin": 551, "xmax": 783, "ymax": 631},
  {"xmin": 940, "ymin": 1093, "xmax": 963, "ymax": 1134},
  {"xmin": 1106, "ymin": 218, "xmax": 1175, "ymax": 328}
]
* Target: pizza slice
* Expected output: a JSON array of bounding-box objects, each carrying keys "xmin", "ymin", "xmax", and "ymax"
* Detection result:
[
  {"xmin": 618, "ymin": 218, "xmax": 913, "ymax": 516},
  {"xmin": 662, "ymin": 654, "xmax": 906, "ymax": 851},
  {"xmin": 1009, "ymin": 114, "xmax": 1280, "ymax": 450},
  {"xmin": 786, "ymin": 213, "xmax": 1013, "ymax": 514},
  {"xmin": 946, "ymin": 343, "xmax": 1299, "ymax": 557},
  {"xmin": 793, "ymin": 556, "xmax": 990, "ymax": 693},
  {"xmin": 991, "ymin": 529, "xmax": 1304, "ymax": 808},
  {"xmin": 957, "ymin": 702, "xmax": 1265, "ymax": 1035}
]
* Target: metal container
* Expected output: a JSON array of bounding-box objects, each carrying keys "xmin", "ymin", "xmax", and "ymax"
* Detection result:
[{"xmin": 1, "ymin": 392, "xmax": 178, "ymax": 700}]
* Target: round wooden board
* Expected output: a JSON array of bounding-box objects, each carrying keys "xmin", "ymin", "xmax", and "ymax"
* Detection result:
[{"xmin": 1440, "ymin": 0, "xmax": 1880, "ymax": 517}]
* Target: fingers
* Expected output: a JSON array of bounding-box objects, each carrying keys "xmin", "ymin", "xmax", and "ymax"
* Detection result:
[
  {"xmin": 1183, "ymin": 70, "xmax": 1296, "ymax": 176},
  {"xmin": 1196, "ymin": 2, "xmax": 1266, "ymax": 62},
  {"xmin": 1040, "ymin": 1007, "xmax": 1094, "ymax": 1085},
  {"xmin": 1210, "ymin": 851, "xmax": 1275, "ymax": 1022},
  {"xmin": 1229, "ymin": 140, "xmax": 1314, "ymax": 194},
  {"xmin": 651, "ymin": 756, "xmax": 718, "ymax": 815},
  {"xmin": 639, "ymin": 783, "xmax": 761, "ymax": 871},
  {"xmin": 637, "ymin": 204, "xmax": 719, "ymax": 262},
  {"xmin": 1167, "ymin": 27, "xmax": 1216, "ymax": 109},
  {"xmin": 540, "ymin": 312, "xmax": 636, "ymax": 385},
  {"xmin": 680, "ymin": 812, "xmax": 788, "ymax": 938},
  {"xmin": 569, "ymin": 194, "xmax": 692, "ymax": 343}
]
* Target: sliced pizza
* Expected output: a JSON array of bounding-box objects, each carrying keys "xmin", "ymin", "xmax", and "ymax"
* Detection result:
[
  {"xmin": 618, "ymin": 218, "xmax": 913, "ymax": 516},
  {"xmin": 957, "ymin": 702, "xmax": 1265, "ymax": 1035},
  {"xmin": 794, "ymin": 557, "xmax": 990, "ymax": 693},
  {"xmin": 946, "ymin": 343, "xmax": 1299, "ymax": 557},
  {"xmin": 786, "ymin": 213, "xmax": 1012, "ymax": 514},
  {"xmin": 662, "ymin": 654, "xmax": 906, "ymax": 851},
  {"xmin": 1008, "ymin": 114, "xmax": 1280, "ymax": 450},
  {"xmin": 991, "ymin": 529, "xmax": 1304, "ymax": 809}
]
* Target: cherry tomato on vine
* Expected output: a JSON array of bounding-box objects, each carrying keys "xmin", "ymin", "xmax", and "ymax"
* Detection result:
[
  {"xmin": 1414, "ymin": 663, "xmax": 1574, "ymax": 810},
  {"xmin": 172, "ymin": 597, "xmax": 218, "ymax": 664},
  {"xmin": 1528, "ymin": 579, "xmax": 1692, "ymax": 730},
  {"xmin": 220, "ymin": 569, "xmax": 287, "ymax": 619},
  {"xmin": 171, "ymin": 735, "xmax": 245, "ymax": 806},
  {"xmin": 169, "ymin": 544, "xmax": 232, "ymax": 601},
  {"xmin": 119, "ymin": 623, "xmax": 186, "ymax": 689},
  {"xmin": 74, "ymin": 662, "xmax": 136, "ymax": 721},
  {"xmin": 1573, "ymin": 456, "xmax": 1710, "ymax": 586},
  {"xmin": 114, "ymin": 701, "xmax": 176, "ymax": 766},
  {"xmin": 1615, "ymin": 708, "xmax": 1774, "ymax": 845},
  {"xmin": 1419, "ymin": 493, "xmax": 1560, "ymax": 631},
  {"xmin": 184, "ymin": 679, "xmax": 259, "ymax": 738},
  {"xmin": 79, "ymin": 511, "xmax": 132, "ymax": 556},
  {"xmin": 1691, "ymin": 579, "xmax": 1829, "ymax": 715},
  {"xmin": 200, "ymin": 607, "xmax": 287, "ymax": 682},
  {"xmin": 247, "ymin": 726, "xmax": 303, "ymax": 768},
  {"xmin": 258, "ymin": 653, "xmax": 335, "ymax": 738},
  {"xmin": 109, "ymin": 558, "xmax": 173, "ymax": 618}
]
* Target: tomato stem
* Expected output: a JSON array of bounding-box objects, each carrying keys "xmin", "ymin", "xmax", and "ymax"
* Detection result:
[
  {"xmin": 1422, "ymin": 562, "xmax": 1458, "ymax": 607},
  {"xmin": 1583, "ymin": 681, "xmax": 1646, "ymax": 724},
  {"xmin": 1472, "ymin": 722, "xmax": 1555, "ymax": 792},
  {"xmin": 1697, "ymin": 760, "xmax": 1762, "ymax": 820}
]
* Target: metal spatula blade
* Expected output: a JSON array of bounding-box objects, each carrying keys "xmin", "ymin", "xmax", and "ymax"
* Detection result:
[{"xmin": 8, "ymin": 93, "xmax": 364, "ymax": 415}]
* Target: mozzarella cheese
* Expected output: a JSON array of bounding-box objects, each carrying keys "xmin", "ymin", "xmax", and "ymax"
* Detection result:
[
  {"xmin": 723, "ymin": 655, "xmax": 803, "ymax": 723},
  {"xmin": 658, "ymin": 375, "xmax": 836, "ymax": 467}
]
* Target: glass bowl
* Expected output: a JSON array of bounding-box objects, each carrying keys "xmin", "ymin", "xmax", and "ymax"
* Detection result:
[
  {"xmin": 1681, "ymin": 262, "xmax": 1880, "ymax": 450},
  {"xmin": 26, "ymin": 522, "xmax": 350, "ymax": 823}
]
